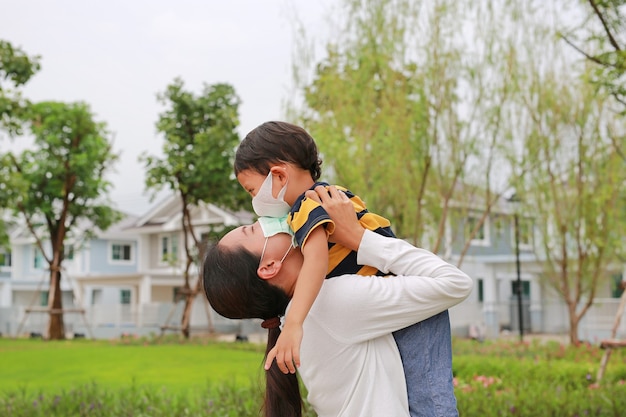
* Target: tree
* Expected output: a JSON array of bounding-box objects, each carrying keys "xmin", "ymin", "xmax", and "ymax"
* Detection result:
[
  {"xmin": 0, "ymin": 40, "xmax": 40, "ymax": 134},
  {"xmin": 0, "ymin": 101, "xmax": 121, "ymax": 340},
  {"xmin": 511, "ymin": 50, "xmax": 626, "ymax": 345},
  {"xmin": 290, "ymin": 0, "xmax": 626, "ymax": 344},
  {"xmin": 0, "ymin": 40, "xmax": 40, "ymax": 246},
  {"xmin": 288, "ymin": 0, "xmax": 520, "ymax": 262},
  {"xmin": 561, "ymin": 1, "xmax": 626, "ymax": 109},
  {"xmin": 496, "ymin": 0, "xmax": 626, "ymax": 346},
  {"xmin": 560, "ymin": 0, "xmax": 626, "ymax": 159},
  {"xmin": 141, "ymin": 78, "xmax": 246, "ymax": 339}
]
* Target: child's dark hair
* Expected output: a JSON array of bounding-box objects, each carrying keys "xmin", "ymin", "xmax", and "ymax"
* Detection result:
[{"xmin": 235, "ymin": 121, "xmax": 322, "ymax": 181}]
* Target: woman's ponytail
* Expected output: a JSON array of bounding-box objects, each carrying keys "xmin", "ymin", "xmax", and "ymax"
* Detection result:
[
  {"xmin": 203, "ymin": 244, "xmax": 302, "ymax": 417},
  {"xmin": 263, "ymin": 325, "xmax": 302, "ymax": 417}
]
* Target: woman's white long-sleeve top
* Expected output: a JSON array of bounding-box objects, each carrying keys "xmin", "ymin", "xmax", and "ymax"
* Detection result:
[{"xmin": 292, "ymin": 230, "xmax": 473, "ymax": 417}]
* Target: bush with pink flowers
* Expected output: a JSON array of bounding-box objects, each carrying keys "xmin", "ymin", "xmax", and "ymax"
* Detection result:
[{"xmin": 453, "ymin": 338, "xmax": 626, "ymax": 416}]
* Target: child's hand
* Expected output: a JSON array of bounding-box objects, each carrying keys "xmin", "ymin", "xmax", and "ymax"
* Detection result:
[{"xmin": 264, "ymin": 322, "xmax": 303, "ymax": 374}]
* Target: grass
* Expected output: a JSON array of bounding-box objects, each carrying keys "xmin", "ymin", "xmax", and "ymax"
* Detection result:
[
  {"xmin": 2, "ymin": 335, "xmax": 626, "ymax": 416},
  {"xmin": 0, "ymin": 336, "xmax": 266, "ymax": 394}
]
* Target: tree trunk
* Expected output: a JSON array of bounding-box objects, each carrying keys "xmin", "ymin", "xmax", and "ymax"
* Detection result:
[
  {"xmin": 47, "ymin": 267, "xmax": 65, "ymax": 340},
  {"xmin": 568, "ymin": 302, "xmax": 580, "ymax": 346},
  {"xmin": 181, "ymin": 276, "xmax": 215, "ymax": 338},
  {"xmin": 181, "ymin": 282, "xmax": 192, "ymax": 339}
]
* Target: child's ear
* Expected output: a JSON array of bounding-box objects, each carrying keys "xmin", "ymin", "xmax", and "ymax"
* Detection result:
[
  {"xmin": 258, "ymin": 259, "xmax": 283, "ymax": 280},
  {"xmin": 269, "ymin": 165, "xmax": 289, "ymax": 187}
]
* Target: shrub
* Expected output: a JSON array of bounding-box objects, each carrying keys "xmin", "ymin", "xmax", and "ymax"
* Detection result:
[{"xmin": 2, "ymin": 337, "xmax": 626, "ymax": 416}]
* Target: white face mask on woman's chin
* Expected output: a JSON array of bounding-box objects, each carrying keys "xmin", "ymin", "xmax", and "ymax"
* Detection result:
[{"xmin": 252, "ymin": 172, "xmax": 291, "ymax": 218}]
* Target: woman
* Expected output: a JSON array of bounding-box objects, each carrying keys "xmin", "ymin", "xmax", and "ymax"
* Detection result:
[{"xmin": 203, "ymin": 186, "xmax": 472, "ymax": 417}]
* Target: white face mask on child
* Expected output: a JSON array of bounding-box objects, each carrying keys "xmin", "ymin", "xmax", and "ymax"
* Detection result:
[{"xmin": 252, "ymin": 172, "xmax": 291, "ymax": 218}]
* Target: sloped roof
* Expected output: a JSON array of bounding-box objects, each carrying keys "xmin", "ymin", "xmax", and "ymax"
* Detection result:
[{"xmin": 127, "ymin": 193, "xmax": 253, "ymax": 233}]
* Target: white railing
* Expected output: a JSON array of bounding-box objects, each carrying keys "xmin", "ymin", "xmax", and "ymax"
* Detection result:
[{"xmin": 1, "ymin": 298, "xmax": 624, "ymax": 341}]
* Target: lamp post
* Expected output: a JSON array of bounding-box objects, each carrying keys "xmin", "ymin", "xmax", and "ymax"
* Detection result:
[{"xmin": 508, "ymin": 193, "xmax": 524, "ymax": 342}]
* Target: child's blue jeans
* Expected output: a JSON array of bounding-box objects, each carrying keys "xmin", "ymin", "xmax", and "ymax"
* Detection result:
[{"xmin": 393, "ymin": 310, "xmax": 458, "ymax": 417}]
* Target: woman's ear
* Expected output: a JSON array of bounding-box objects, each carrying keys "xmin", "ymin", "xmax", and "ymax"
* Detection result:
[{"xmin": 258, "ymin": 259, "xmax": 283, "ymax": 280}]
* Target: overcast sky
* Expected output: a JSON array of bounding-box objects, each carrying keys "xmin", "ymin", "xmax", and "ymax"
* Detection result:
[{"xmin": 0, "ymin": 0, "xmax": 333, "ymax": 215}]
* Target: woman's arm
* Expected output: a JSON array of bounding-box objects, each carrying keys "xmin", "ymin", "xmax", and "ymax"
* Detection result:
[
  {"xmin": 304, "ymin": 185, "xmax": 364, "ymax": 250},
  {"xmin": 306, "ymin": 185, "xmax": 473, "ymax": 343},
  {"xmin": 312, "ymin": 232, "xmax": 473, "ymax": 343}
]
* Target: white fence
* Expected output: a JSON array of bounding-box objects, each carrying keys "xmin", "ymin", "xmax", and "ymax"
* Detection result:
[
  {"xmin": 0, "ymin": 299, "xmax": 253, "ymax": 340},
  {"xmin": 1, "ymin": 298, "xmax": 624, "ymax": 342},
  {"xmin": 449, "ymin": 297, "xmax": 626, "ymax": 342}
]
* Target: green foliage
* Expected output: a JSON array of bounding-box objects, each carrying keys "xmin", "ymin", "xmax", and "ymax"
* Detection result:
[
  {"xmin": 1, "ymin": 337, "xmax": 626, "ymax": 416},
  {"xmin": 561, "ymin": 0, "xmax": 626, "ymax": 111},
  {"xmin": 0, "ymin": 41, "xmax": 40, "ymax": 86},
  {"xmin": 1, "ymin": 101, "xmax": 122, "ymax": 242},
  {"xmin": 558, "ymin": 1, "xmax": 626, "ymax": 161},
  {"xmin": 0, "ymin": 40, "xmax": 40, "ymax": 134},
  {"xmin": 290, "ymin": 0, "xmax": 528, "ymax": 253},
  {"xmin": 142, "ymin": 77, "xmax": 247, "ymax": 211},
  {"xmin": 0, "ymin": 100, "xmax": 121, "ymax": 338},
  {"xmin": 294, "ymin": 0, "xmax": 626, "ymax": 345},
  {"xmin": 296, "ymin": 0, "xmax": 440, "ymax": 243},
  {"xmin": 453, "ymin": 339, "xmax": 626, "ymax": 416},
  {"xmin": 0, "ymin": 216, "xmax": 9, "ymax": 249},
  {"xmin": 0, "ymin": 40, "xmax": 41, "ymax": 244},
  {"xmin": 141, "ymin": 78, "xmax": 248, "ymax": 333},
  {"xmin": 0, "ymin": 383, "xmax": 268, "ymax": 417},
  {"xmin": 509, "ymin": 37, "xmax": 626, "ymax": 343},
  {"xmin": 456, "ymin": 381, "xmax": 626, "ymax": 417}
]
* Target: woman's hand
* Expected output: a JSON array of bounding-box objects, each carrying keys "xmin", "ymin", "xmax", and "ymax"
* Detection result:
[{"xmin": 304, "ymin": 185, "xmax": 365, "ymax": 251}]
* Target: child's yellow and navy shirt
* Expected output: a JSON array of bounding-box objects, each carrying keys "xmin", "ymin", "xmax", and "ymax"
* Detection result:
[{"xmin": 287, "ymin": 182, "xmax": 396, "ymax": 278}]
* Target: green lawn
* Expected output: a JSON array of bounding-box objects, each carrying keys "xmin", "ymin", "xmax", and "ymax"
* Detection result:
[
  {"xmin": 0, "ymin": 337, "xmax": 265, "ymax": 394},
  {"xmin": 2, "ymin": 336, "xmax": 626, "ymax": 417}
]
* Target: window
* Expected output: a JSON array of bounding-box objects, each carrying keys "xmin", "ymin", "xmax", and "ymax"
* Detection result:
[
  {"xmin": 493, "ymin": 216, "xmax": 505, "ymax": 240},
  {"xmin": 511, "ymin": 280, "xmax": 530, "ymax": 297},
  {"xmin": 0, "ymin": 250, "xmax": 11, "ymax": 267},
  {"xmin": 110, "ymin": 242, "xmax": 133, "ymax": 263},
  {"xmin": 477, "ymin": 279, "xmax": 484, "ymax": 303},
  {"xmin": 511, "ymin": 217, "xmax": 534, "ymax": 249},
  {"xmin": 465, "ymin": 216, "xmax": 489, "ymax": 246},
  {"xmin": 611, "ymin": 274, "xmax": 624, "ymax": 298},
  {"xmin": 91, "ymin": 289, "xmax": 102, "ymax": 305},
  {"xmin": 120, "ymin": 289, "xmax": 131, "ymax": 305},
  {"xmin": 33, "ymin": 247, "xmax": 45, "ymax": 269},
  {"xmin": 160, "ymin": 234, "xmax": 179, "ymax": 264},
  {"xmin": 173, "ymin": 287, "xmax": 184, "ymax": 302},
  {"xmin": 64, "ymin": 245, "xmax": 74, "ymax": 260},
  {"xmin": 40, "ymin": 291, "xmax": 49, "ymax": 307}
]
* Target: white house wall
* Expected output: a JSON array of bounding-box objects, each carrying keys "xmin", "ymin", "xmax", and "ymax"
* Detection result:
[
  {"xmin": 151, "ymin": 284, "xmax": 174, "ymax": 303},
  {"xmin": 0, "ymin": 280, "xmax": 10, "ymax": 307},
  {"xmin": 139, "ymin": 275, "xmax": 152, "ymax": 304},
  {"xmin": 4, "ymin": 195, "xmax": 624, "ymax": 341}
]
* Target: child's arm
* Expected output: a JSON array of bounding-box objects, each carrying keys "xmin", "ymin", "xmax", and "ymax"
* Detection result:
[{"xmin": 264, "ymin": 226, "xmax": 329, "ymax": 374}]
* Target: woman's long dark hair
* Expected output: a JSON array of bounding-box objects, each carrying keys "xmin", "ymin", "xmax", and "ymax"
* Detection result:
[{"xmin": 203, "ymin": 243, "xmax": 302, "ymax": 417}]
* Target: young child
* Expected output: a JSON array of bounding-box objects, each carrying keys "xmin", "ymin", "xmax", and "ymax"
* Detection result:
[
  {"xmin": 235, "ymin": 120, "xmax": 458, "ymax": 417},
  {"xmin": 235, "ymin": 120, "xmax": 395, "ymax": 362}
]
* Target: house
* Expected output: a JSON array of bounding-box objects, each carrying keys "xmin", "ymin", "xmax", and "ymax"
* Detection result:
[
  {"xmin": 0, "ymin": 220, "xmax": 76, "ymax": 336},
  {"xmin": 443, "ymin": 197, "xmax": 625, "ymax": 342},
  {"xmin": 1, "ymin": 193, "xmax": 623, "ymax": 341},
  {"xmin": 2, "ymin": 195, "xmax": 253, "ymax": 339}
]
